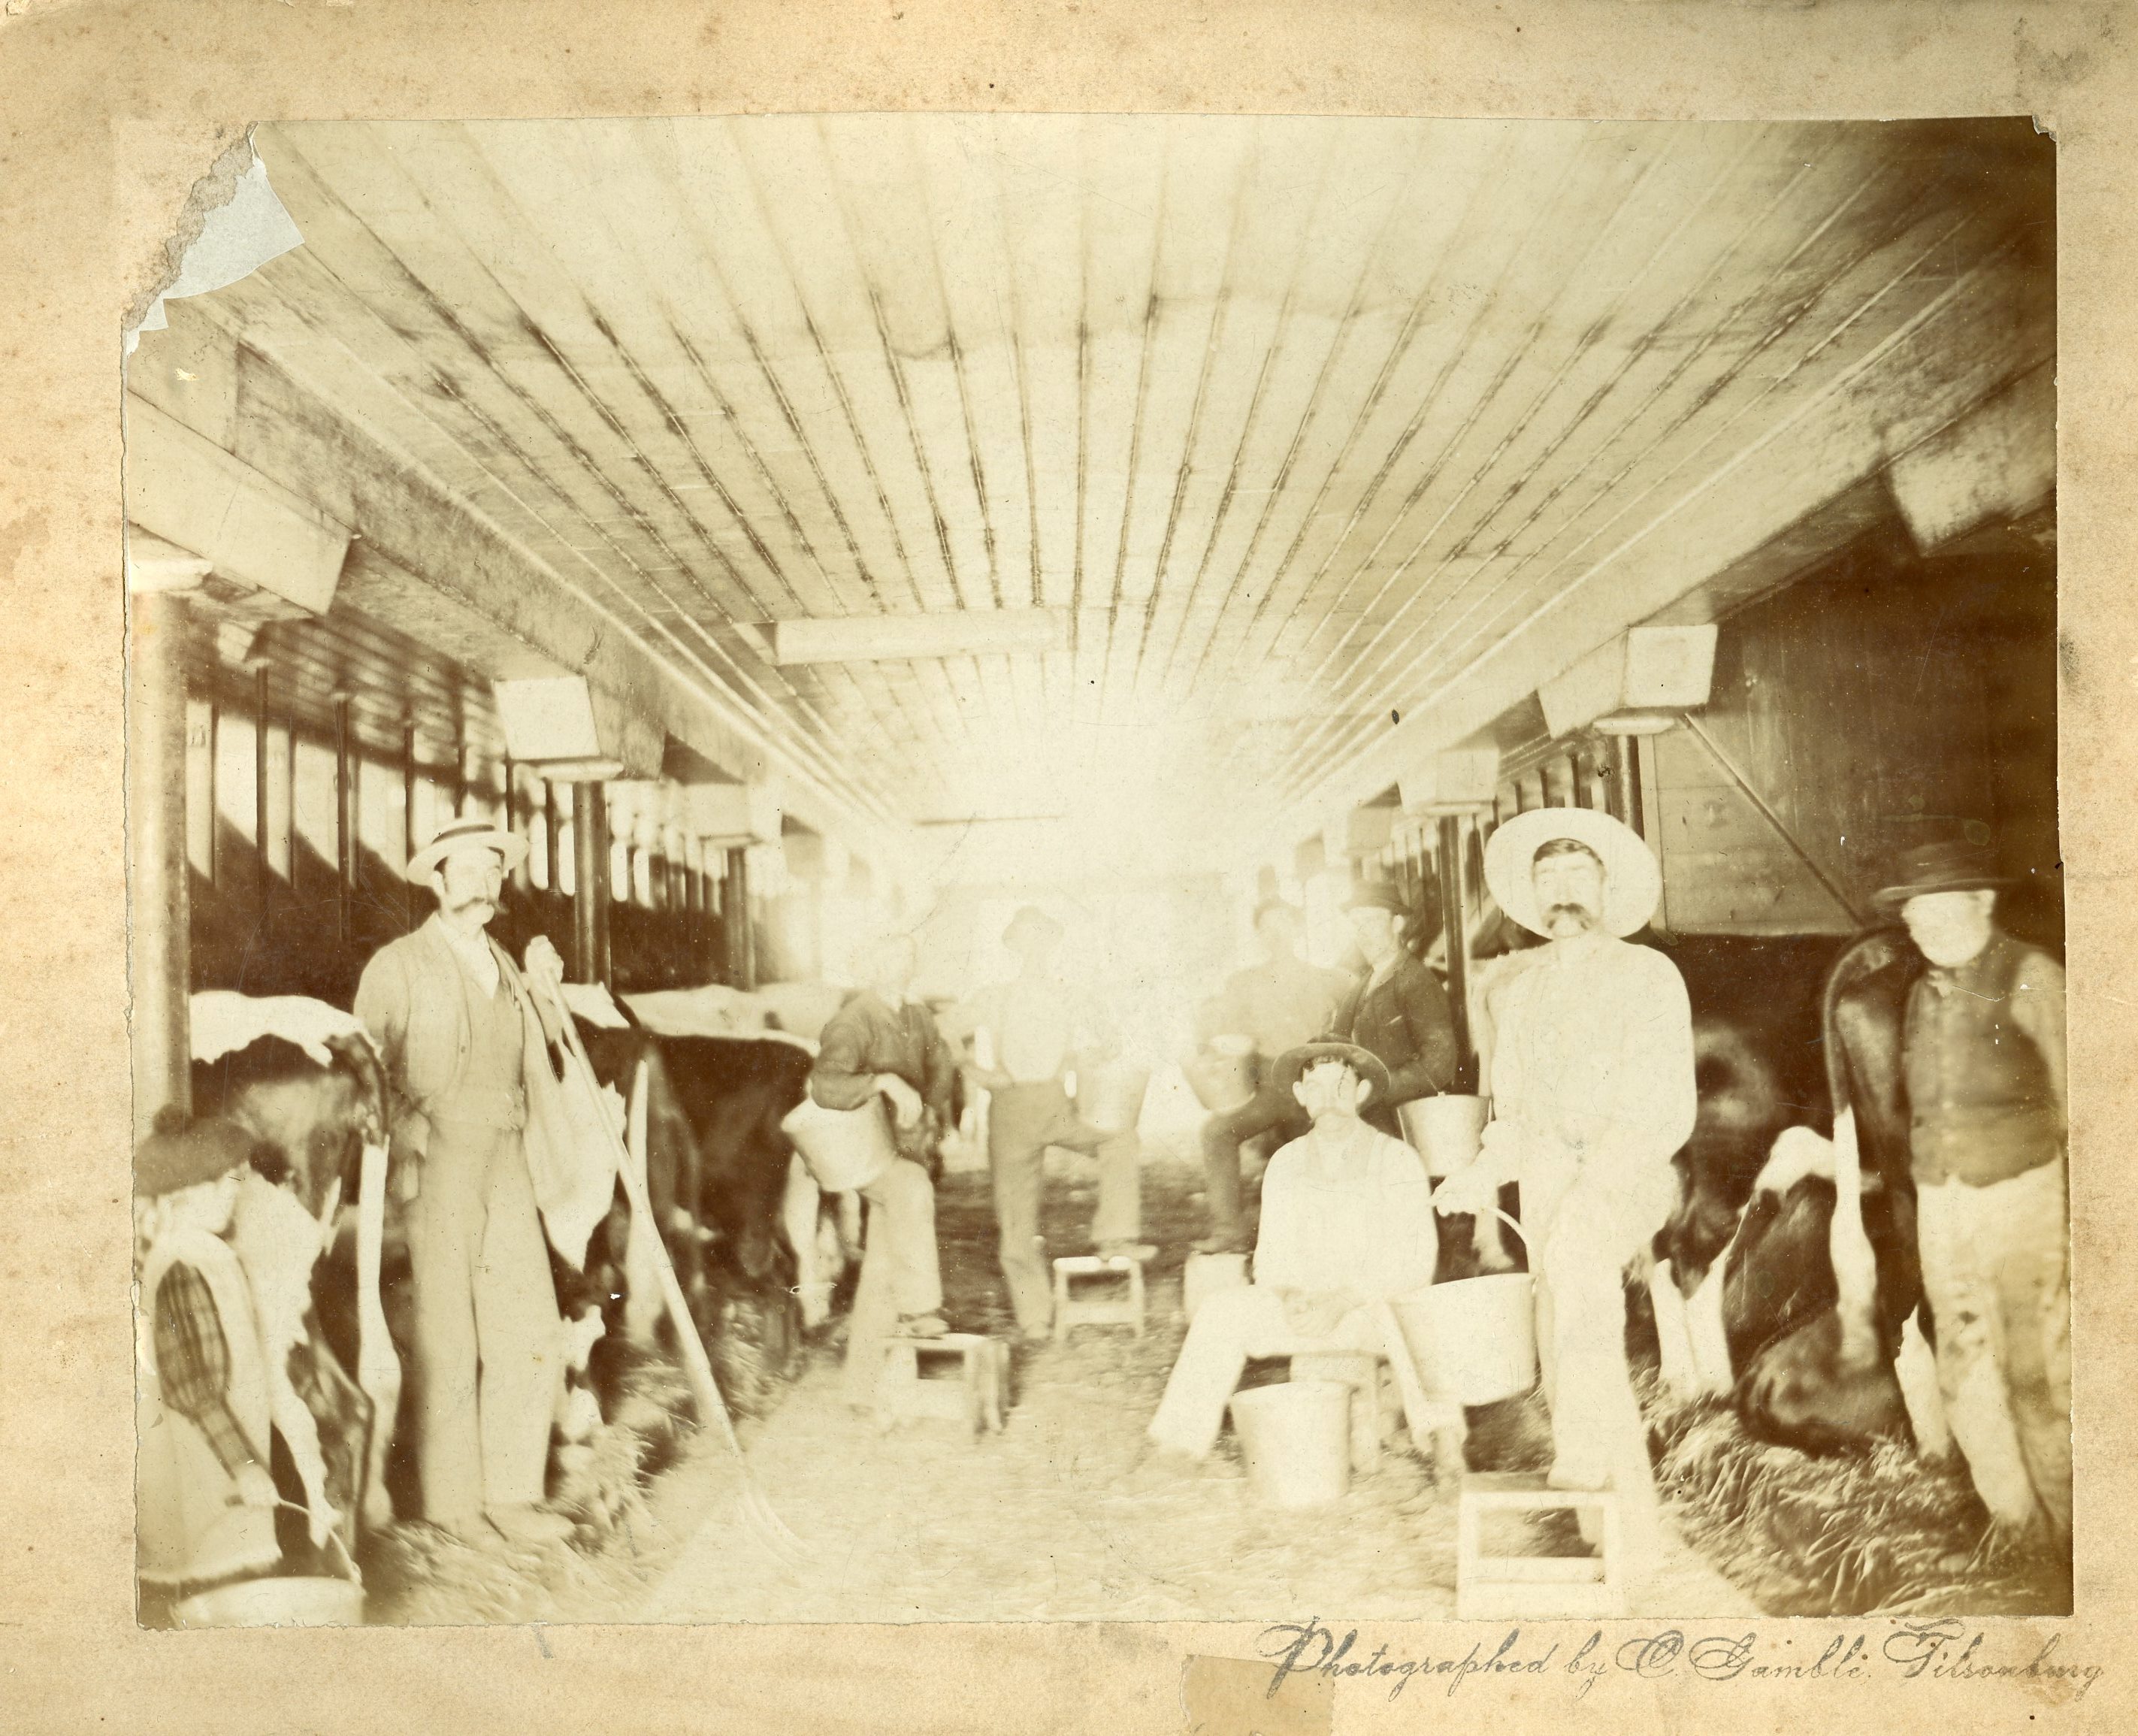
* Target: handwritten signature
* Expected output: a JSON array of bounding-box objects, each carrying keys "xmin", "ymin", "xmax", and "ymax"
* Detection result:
[{"xmin": 1256, "ymin": 1618, "xmax": 2103, "ymax": 1701}]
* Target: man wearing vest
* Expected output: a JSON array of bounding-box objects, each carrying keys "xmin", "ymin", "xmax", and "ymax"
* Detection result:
[
  {"xmin": 1880, "ymin": 838, "xmax": 2070, "ymax": 1559},
  {"xmin": 355, "ymin": 817, "xmax": 574, "ymax": 1548}
]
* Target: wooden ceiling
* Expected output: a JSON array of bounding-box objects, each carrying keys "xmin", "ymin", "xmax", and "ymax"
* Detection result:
[{"xmin": 208, "ymin": 116, "xmax": 2049, "ymax": 862}]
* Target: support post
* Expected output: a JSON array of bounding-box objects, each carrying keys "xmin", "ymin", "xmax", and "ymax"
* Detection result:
[
  {"xmin": 255, "ymin": 663, "xmax": 274, "ymax": 930},
  {"xmin": 334, "ymin": 694, "xmax": 355, "ymax": 947},
  {"xmin": 1436, "ymin": 814, "xmax": 1477, "ymax": 1094},
  {"xmin": 543, "ymin": 779, "xmax": 563, "ymax": 901},
  {"xmin": 725, "ymin": 845, "xmax": 755, "ymax": 990},
  {"xmin": 129, "ymin": 589, "xmax": 192, "ymax": 1142},
  {"xmin": 402, "ymin": 724, "xmax": 419, "ymax": 930},
  {"xmin": 1607, "ymin": 733, "xmax": 1645, "ymax": 839},
  {"xmin": 571, "ymin": 780, "xmax": 608, "ymax": 985}
]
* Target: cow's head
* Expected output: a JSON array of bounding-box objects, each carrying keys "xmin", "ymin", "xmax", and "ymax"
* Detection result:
[{"xmin": 191, "ymin": 1033, "xmax": 380, "ymax": 1217}]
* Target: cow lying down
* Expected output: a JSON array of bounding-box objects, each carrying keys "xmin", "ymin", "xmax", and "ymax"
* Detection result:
[{"xmin": 1649, "ymin": 1117, "xmax": 1951, "ymax": 1460}]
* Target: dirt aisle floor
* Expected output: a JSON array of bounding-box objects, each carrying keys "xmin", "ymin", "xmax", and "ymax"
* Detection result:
[{"xmin": 639, "ymin": 1152, "xmax": 1754, "ymax": 1623}]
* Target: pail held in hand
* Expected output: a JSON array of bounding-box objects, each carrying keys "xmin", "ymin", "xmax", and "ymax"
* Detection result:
[
  {"xmin": 1228, "ymin": 1381, "xmax": 1353, "ymax": 1508},
  {"xmin": 1075, "ymin": 1062, "xmax": 1151, "ymax": 1135},
  {"xmin": 1184, "ymin": 1038, "xmax": 1259, "ymax": 1113},
  {"xmin": 1396, "ymin": 1211, "xmax": 1537, "ymax": 1405},
  {"xmin": 782, "ymin": 1093, "xmax": 897, "ymax": 1193},
  {"xmin": 1397, "ymin": 1095, "xmax": 1487, "ymax": 1178}
]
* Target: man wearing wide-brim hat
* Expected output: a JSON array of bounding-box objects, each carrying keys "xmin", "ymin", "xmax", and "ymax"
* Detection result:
[
  {"xmin": 1142, "ymin": 1041, "xmax": 1435, "ymax": 1468},
  {"xmin": 1433, "ymin": 806, "xmax": 1695, "ymax": 1573},
  {"xmin": 353, "ymin": 816, "xmax": 581, "ymax": 1547},
  {"xmin": 1878, "ymin": 835, "xmax": 2068, "ymax": 1558}
]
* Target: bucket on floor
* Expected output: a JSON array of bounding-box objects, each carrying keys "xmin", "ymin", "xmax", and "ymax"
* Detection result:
[
  {"xmin": 1182, "ymin": 1251, "xmax": 1249, "ymax": 1321},
  {"xmin": 1075, "ymin": 1062, "xmax": 1151, "ymax": 1135},
  {"xmin": 1184, "ymin": 1039, "xmax": 1259, "ymax": 1114},
  {"xmin": 1229, "ymin": 1381, "xmax": 1353, "ymax": 1509},
  {"xmin": 782, "ymin": 1092, "xmax": 896, "ymax": 1193},
  {"xmin": 1396, "ymin": 1211, "xmax": 1537, "ymax": 1406},
  {"xmin": 1398, "ymin": 1095, "xmax": 1487, "ymax": 1178},
  {"xmin": 174, "ymin": 1518, "xmax": 364, "ymax": 1629}
]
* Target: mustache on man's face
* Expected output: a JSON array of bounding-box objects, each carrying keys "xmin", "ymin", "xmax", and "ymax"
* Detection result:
[{"xmin": 1544, "ymin": 901, "xmax": 1598, "ymax": 924}]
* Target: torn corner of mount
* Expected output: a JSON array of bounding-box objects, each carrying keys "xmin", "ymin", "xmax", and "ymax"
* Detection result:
[{"xmin": 125, "ymin": 152, "xmax": 306, "ymax": 355}]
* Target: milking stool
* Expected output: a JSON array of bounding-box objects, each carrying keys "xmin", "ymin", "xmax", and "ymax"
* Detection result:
[
  {"xmin": 1455, "ymin": 1472, "xmax": 1625, "ymax": 1620},
  {"xmin": 1051, "ymin": 1254, "xmax": 1147, "ymax": 1341},
  {"xmin": 875, "ymin": 1333, "xmax": 1011, "ymax": 1437}
]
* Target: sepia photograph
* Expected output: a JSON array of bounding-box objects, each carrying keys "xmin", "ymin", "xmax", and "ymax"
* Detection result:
[{"xmin": 122, "ymin": 110, "xmax": 2064, "ymax": 1635}]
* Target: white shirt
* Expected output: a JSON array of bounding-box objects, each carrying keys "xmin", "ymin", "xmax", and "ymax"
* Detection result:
[
  {"xmin": 1486, "ymin": 933, "xmax": 1696, "ymax": 1193},
  {"xmin": 942, "ymin": 977, "xmax": 1114, "ymax": 1084},
  {"xmin": 1253, "ymin": 1118, "xmax": 1436, "ymax": 1301}
]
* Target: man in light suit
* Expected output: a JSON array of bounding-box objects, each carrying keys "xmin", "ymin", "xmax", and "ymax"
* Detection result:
[{"xmin": 355, "ymin": 816, "xmax": 575, "ymax": 1547}]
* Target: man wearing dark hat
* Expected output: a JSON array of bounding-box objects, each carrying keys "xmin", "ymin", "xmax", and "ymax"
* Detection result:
[
  {"xmin": 1325, "ymin": 881, "xmax": 1459, "ymax": 1136},
  {"xmin": 1880, "ymin": 837, "xmax": 2068, "ymax": 1556},
  {"xmin": 353, "ymin": 815, "xmax": 576, "ymax": 1547},
  {"xmin": 1145, "ymin": 1041, "xmax": 1435, "ymax": 1462},
  {"xmin": 942, "ymin": 905, "xmax": 1153, "ymax": 1339},
  {"xmin": 1435, "ymin": 806, "xmax": 1695, "ymax": 1572}
]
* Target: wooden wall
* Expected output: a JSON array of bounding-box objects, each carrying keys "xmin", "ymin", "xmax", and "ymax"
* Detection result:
[{"xmin": 1650, "ymin": 535, "xmax": 2060, "ymax": 945}]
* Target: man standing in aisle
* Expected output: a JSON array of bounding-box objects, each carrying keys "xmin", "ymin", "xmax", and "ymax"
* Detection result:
[
  {"xmin": 1879, "ymin": 836, "xmax": 2069, "ymax": 1562},
  {"xmin": 1190, "ymin": 901, "xmax": 1353, "ymax": 1254},
  {"xmin": 1326, "ymin": 882, "xmax": 1459, "ymax": 1137},
  {"xmin": 807, "ymin": 930, "xmax": 956, "ymax": 1341},
  {"xmin": 942, "ymin": 906, "xmax": 1153, "ymax": 1341},
  {"xmin": 1433, "ymin": 808, "xmax": 1695, "ymax": 1573},
  {"xmin": 355, "ymin": 815, "xmax": 574, "ymax": 1547}
]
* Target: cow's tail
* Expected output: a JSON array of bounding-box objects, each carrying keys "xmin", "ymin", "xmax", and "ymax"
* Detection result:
[{"xmin": 1826, "ymin": 1108, "xmax": 1881, "ymax": 1372}]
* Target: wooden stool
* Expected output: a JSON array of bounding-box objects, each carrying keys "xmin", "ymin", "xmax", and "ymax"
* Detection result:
[
  {"xmin": 1455, "ymin": 1471, "xmax": 1624, "ymax": 1620},
  {"xmin": 1051, "ymin": 1255, "xmax": 1147, "ymax": 1341},
  {"xmin": 1292, "ymin": 1351, "xmax": 1396, "ymax": 1474},
  {"xmin": 875, "ymin": 1333, "xmax": 1009, "ymax": 1436}
]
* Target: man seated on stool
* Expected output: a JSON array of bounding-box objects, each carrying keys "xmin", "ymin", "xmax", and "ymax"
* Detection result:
[
  {"xmin": 1142, "ymin": 1042, "xmax": 1435, "ymax": 1468},
  {"xmin": 809, "ymin": 930, "xmax": 955, "ymax": 1339}
]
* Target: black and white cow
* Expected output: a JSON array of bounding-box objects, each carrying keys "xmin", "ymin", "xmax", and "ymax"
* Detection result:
[{"xmin": 1642, "ymin": 931, "xmax": 1949, "ymax": 1457}]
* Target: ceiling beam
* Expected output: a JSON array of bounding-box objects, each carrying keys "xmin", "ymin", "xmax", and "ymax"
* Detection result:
[{"xmin": 768, "ymin": 608, "xmax": 1066, "ymax": 665}]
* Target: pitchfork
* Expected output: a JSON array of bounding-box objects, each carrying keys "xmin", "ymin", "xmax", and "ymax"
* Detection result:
[{"xmin": 537, "ymin": 974, "xmax": 811, "ymax": 1570}]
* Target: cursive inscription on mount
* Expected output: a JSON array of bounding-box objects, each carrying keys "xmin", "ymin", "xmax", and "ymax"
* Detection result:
[{"xmin": 1255, "ymin": 1619, "xmax": 2103, "ymax": 1702}]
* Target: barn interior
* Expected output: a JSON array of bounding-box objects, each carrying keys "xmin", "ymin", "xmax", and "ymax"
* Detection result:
[{"xmin": 127, "ymin": 115, "xmax": 2061, "ymax": 1623}]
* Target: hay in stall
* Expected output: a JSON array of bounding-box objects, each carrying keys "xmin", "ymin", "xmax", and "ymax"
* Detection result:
[
  {"xmin": 1646, "ymin": 1377, "xmax": 2068, "ymax": 1617},
  {"xmin": 361, "ymin": 1335, "xmax": 737, "ymax": 1625}
]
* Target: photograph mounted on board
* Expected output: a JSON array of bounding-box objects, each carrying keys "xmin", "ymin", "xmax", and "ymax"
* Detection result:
[{"xmin": 123, "ymin": 112, "xmax": 2062, "ymax": 1629}]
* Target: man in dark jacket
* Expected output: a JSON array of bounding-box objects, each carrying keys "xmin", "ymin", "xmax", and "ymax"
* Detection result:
[
  {"xmin": 1881, "ymin": 837, "xmax": 2068, "ymax": 1559},
  {"xmin": 1326, "ymin": 881, "xmax": 1458, "ymax": 1136},
  {"xmin": 809, "ymin": 930, "xmax": 954, "ymax": 1338}
]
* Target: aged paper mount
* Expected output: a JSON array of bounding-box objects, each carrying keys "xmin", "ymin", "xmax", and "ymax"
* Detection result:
[{"xmin": 4, "ymin": 0, "xmax": 2136, "ymax": 1731}]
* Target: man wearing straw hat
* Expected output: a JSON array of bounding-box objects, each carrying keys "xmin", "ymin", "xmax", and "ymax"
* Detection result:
[
  {"xmin": 1433, "ymin": 807, "xmax": 1695, "ymax": 1569},
  {"xmin": 1877, "ymin": 836, "xmax": 2068, "ymax": 1560},
  {"xmin": 353, "ymin": 815, "xmax": 576, "ymax": 1548},
  {"xmin": 1141, "ymin": 1041, "xmax": 1435, "ymax": 1467}
]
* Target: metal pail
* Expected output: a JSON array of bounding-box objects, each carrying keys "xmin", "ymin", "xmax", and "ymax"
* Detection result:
[
  {"xmin": 1229, "ymin": 1381, "xmax": 1353, "ymax": 1508},
  {"xmin": 1393, "ymin": 1211, "xmax": 1538, "ymax": 1406},
  {"xmin": 1075, "ymin": 1063, "xmax": 1151, "ymax": 1135},
  {"xmin": 782, "ymin": 1093, "xmax": 897, "ymax": 1193},
  {"xmin": 1185, "ymin": 1039, "xmax": 1259, "ymax": 1114},
  {"xmin": 1397, "ymin": 1095, "xmax": 1487, "ymax": 1178}
]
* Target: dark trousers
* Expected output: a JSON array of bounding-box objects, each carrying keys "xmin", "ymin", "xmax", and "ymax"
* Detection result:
[{"xmin": 1198, "ymin": 1084, "xmax": 1308, "ymax": 1241}]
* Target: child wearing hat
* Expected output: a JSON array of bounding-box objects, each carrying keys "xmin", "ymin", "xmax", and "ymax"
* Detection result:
[{"xmin": 135, "ymin": 1110, "xmax": 285, "ymax": 1598}]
